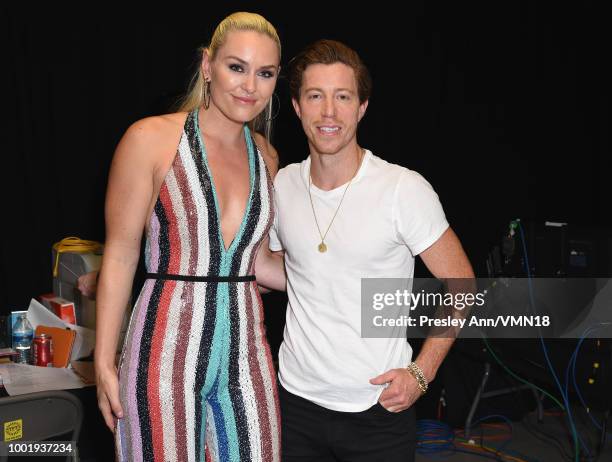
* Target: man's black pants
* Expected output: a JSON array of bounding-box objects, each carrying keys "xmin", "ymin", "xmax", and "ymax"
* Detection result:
[{"xmin": 280, "ymin": 384, "xmax": 416, "ymax": 462}]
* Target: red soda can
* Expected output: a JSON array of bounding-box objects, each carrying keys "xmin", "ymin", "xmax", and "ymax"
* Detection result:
[{"xmin": 32, "ymin": 334, "xmax": 53, "ymax": 367}]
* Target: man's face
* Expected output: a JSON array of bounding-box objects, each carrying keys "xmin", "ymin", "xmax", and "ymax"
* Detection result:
[{"xmin": 292, "ymin": 63, "xmax": 368, "ymax": 157}]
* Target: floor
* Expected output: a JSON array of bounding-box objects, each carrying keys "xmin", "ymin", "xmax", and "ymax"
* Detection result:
[{"xmin": 415, "ymin": 407, "xmax": 611, "ymax": 462}]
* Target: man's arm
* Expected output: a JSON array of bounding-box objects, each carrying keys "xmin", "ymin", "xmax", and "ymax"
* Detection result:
[
  {"xmin": 413, "ymin": 227, "xmax": 474, "ymax": 383},
  {"xmin": 370, "ymin": 227, "xmax": 474, "ymax": 412},
  {"xmin": 252, "ymin": 134, "xmax": 284, "ymax": 292}
]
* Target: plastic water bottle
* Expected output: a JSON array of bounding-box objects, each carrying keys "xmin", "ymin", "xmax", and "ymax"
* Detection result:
[{"xmin": 12, "ymin": 313, "xmax": 33, "ymax": 364}]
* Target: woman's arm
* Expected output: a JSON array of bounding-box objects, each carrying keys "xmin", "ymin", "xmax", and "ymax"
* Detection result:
[{"xmin": 94, "ymin": 118, "xmax": 159, "ymax": 431}]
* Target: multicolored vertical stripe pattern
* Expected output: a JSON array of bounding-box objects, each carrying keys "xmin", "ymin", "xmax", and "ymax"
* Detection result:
[{"xmin": 116, "ymin": 110, "xmax": 280, "ymax": 461}]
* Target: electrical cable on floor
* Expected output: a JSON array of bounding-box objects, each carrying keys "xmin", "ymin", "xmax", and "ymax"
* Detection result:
[
  {"xmin": 416, "ymin": 419, "xmax": 539, "ymax": 462},
  {"xmin": 567, "ymin": 325, "xmax": 609, "ymax": 431},
  {"xmin": 516, "ymin": 220, "xmax": 580, "ymax": 462},
  {"xmin": 563, "ymin": 324, "xmax": 610, "ymax": 461},
  {"xmin": 481, "ymin": 336, "xmax": 565, "ymax": 411}
]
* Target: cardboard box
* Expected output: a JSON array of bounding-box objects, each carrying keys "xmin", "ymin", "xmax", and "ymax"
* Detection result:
[
  {"xmin": 38, "ymin": 295, "xmax": 76, "ymax": 325},
  {"xmin": 51, "ymin": 298, "xmax": 76, "ymax": 325}
]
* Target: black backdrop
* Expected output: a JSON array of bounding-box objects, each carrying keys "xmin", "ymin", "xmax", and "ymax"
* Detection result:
[{"xmin": 3, "ymin": 2, "xmax": 611, "ymax": 315}]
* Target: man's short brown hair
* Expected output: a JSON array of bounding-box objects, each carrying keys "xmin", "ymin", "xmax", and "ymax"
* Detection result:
[{"xmin": 288, "ymin": 39, "xmax": 372, "ymax": 103}]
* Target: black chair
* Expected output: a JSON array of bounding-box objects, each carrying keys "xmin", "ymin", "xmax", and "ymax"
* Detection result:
[{"xmin": 0, "ymin": 390, "xmax": 83, "ymax": 461}]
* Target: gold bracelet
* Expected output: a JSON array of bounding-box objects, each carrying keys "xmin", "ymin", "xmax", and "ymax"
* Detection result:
[{"xmin": 406, "ymin": 362, "xmax": 428, "ymax": 394}]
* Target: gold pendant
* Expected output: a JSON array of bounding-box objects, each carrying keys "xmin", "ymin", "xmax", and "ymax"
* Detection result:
[{"xmin": 318, "ymin": 242, "xmax": 327, "ymax": 253}]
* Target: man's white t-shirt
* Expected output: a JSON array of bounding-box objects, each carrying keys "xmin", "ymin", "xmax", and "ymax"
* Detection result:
[{"xmin": 269, "ymin": 150, "xmax": 449, "ymax": 412}]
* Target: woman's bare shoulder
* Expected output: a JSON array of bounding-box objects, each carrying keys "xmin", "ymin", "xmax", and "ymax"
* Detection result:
[
  {"xmin": 115, "ymin": 112, "xmax": 188, "ymax": 165},
  {"xmin": 125, "ymin": 112, "xmax": 187, "ymax": 143}
]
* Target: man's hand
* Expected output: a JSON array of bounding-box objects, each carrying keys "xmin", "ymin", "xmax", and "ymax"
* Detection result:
[{"xmin": 369, "ymin": 368, "xmax": 423, "ymax": 412}]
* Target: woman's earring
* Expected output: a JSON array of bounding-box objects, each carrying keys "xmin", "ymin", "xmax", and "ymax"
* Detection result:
[{"xmin": 203, "ymin": 79, "xmax": 211, "ymax": 110}]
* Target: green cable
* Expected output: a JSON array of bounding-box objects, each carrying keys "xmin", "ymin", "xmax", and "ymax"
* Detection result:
[{"xmin": 481, "ymin": 336, "xmax": 566, "ymax": 412}]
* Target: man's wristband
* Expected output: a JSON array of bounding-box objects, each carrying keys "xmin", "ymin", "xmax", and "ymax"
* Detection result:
[{"xmin": 406, "ymin": 361, "xmax": 428, "ymax": 394}]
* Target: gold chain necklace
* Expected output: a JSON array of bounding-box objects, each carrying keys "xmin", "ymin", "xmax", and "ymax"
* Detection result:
[{"xmin": 308, "ymin": 149, "xmax": 364, "ymax": 253}]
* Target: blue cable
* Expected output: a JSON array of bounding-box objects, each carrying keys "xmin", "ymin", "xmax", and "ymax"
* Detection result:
[
  {"xmin": 516, "ymin": 220, "xmax": 583, "ymax": 462},
  {"xmin": 417, "ymin": 418, "xmax": 543, "ymax": 462},
  {"xmin": 416, "ymin": 419, "xmax": 455, "ymax": 456},
  {"xmin": 566, "ymin": 325, "xmax": 607, "ymax": 431},
  {"xmin": 473, "ymin": 414, "xmax": 514, "ymax": 430},
  {"xmin": 562, "ymin": 330, "xmax": 600, "ymax": 461}
]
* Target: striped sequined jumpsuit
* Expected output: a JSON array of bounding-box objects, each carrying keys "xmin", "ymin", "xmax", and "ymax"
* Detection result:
[{"xmin": 115, "ymin": 109, "xmax": 280, "ymax": 462}]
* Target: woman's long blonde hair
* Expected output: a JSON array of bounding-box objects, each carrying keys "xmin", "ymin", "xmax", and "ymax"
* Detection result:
[{"xmin": 178, "ymin": 12, "xmax": 281, "ymax": 140}]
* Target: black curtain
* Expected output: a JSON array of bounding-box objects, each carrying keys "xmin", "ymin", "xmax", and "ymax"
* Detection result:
[{"xmin": 3, "ymin": 2, "xmax": 611, "ymax": 315}]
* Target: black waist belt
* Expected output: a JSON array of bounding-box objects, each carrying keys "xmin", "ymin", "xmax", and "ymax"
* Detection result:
[{"xmin": 145, "ymin": 273, "xmax": 255, "ymax": 283}]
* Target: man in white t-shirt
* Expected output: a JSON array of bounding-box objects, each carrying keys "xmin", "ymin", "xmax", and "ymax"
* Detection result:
[{"xmin": 268, "ymin": 39, "xmax": 474, "ymax": 462}]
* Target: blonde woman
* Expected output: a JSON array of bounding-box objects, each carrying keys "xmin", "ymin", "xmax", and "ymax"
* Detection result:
[{"xmin": 95, "ymin": 12, "xmax": 284, "ymax": 461}]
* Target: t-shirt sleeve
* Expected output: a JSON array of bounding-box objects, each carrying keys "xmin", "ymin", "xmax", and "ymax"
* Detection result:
[
  {"xmin": 268, "ymin": 187, "xmax": 283, "ymax": 251},
  {"xmin": 393, "ymin": 170, "xmax": 449, "ymax": 255}
]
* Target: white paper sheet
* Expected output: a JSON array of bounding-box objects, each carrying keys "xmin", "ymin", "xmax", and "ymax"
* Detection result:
[
  {"xmin": 65, "ymin": 323, "xmax": 96, "ymax": 360},
  {"xmin": 26, "ymin": 299, "xmax": 65, "ymax": 329},
  {"xmin": 0, "ymin": 363, "xmax": 87, "ymax": 396},
  {"xmin": 26, "ymin": 298, "xmax": 96, "ymax": 360}
]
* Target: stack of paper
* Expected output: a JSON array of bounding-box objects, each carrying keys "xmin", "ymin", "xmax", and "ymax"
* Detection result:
[{"xmin": 0, "ymin": 363, "xmax": 86, "ymax": 395}]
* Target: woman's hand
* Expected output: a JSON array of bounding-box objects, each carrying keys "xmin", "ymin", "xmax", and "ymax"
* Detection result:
[{"xmin": 96, "ymin": 365, "xmax": 124, "ymax": 432}]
